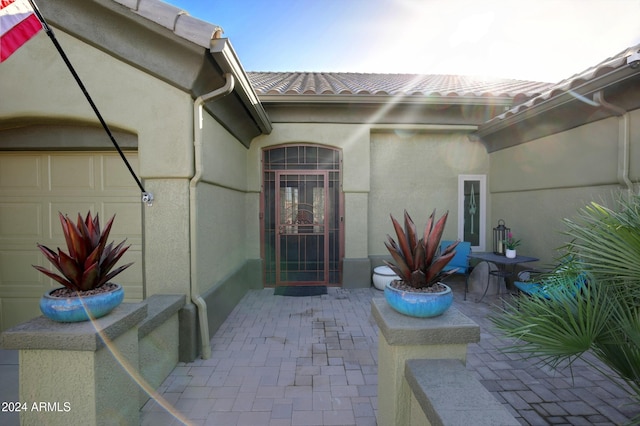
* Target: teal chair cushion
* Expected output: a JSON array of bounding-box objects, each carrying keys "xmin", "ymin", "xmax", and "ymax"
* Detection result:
[{"xmin": 440, "ymin": 240, "xmax": 471, "ymax": 273}]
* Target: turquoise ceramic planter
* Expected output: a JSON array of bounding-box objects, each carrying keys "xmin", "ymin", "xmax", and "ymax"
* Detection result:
[
  {"xmin": 40, "ymin": 284, "xmax": 124, "ymax": 322},
  {"xmin": 384, "ymin": 282, "xmax": 453, "ymax": 318}
]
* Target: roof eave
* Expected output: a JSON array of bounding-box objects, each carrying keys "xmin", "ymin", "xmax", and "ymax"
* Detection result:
[
  {"xmin": 476, "ymin": 63, "xmax": 640, "ymax": 144},
  {"xmin": 210, "ymin": 39, "xmax": 272, "ymax": 135},
  {"xmin": 40, "ymin": 0, "xmax": 271, "ymax": 146},
  {"xmin": 257, "ymin": 94, "xmax": 515, "ymax": 107}
]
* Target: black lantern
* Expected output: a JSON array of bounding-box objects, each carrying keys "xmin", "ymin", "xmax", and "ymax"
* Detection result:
[{"xmin": 493, "ymin": 219, "xmax": 509, "ymax": 255}]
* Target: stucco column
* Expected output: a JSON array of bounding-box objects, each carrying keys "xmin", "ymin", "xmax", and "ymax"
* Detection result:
[
  {"xmin": 0, "ymin": 304, "xmax": 147, "ymax": 426},
  {"xmin": 371, "ymin": 299, "xmax": 480, "ymax": 426}
]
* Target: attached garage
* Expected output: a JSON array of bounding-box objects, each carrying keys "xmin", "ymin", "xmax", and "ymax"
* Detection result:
[{"xmin": 0, "ymin": 151, "xmax": 143, "ymax": 331}]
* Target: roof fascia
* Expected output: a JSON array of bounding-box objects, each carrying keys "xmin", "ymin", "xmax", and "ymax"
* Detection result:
[
  {"xmin": 210, "ymin": 39, "xmax": 272, "ymax": 134},
  {"xmin": 41, "ymin": 0, "xmax": 205, "ymax": 91},
  {"xmin": 371, "ymin": 124, "xmax": 478, "ymax": 132},
  {"xmin": 258, "ymin": 94, "xmax": 514, "ymax": 107},
  {"xmin": 477, "ymin": 64, "xmax": 640, "ymax": 141}
]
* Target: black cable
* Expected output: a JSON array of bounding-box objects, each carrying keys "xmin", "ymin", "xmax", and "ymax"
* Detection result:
[{"xmin": 28, "ymin": 0, "xmax": 146, "ymax": 194}]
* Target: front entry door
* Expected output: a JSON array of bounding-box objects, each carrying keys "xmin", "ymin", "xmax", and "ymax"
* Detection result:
[{"xmin": 275, "ymin": 172, "xmax": 329, "ymax": 285}]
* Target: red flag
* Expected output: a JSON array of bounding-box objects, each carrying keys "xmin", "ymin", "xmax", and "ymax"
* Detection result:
[{"xmin": 0, "ymin": 0, "xmax": 42, "ymax": 62}]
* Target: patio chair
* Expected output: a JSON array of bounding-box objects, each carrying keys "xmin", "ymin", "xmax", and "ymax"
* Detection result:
[
  {"xmin": 440, "ymin": 240, "xmax": 472, "ymax": 300},
  {"xmin": 514, "ymin": 269, "xmax": 587, "ymax": 299}
]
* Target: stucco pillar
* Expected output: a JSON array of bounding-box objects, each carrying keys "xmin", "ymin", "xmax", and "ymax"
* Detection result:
[
  {"xmin": 0, "ymin": 304, "xmax": 147, "ymax": 426},
  {"xmin": 371, "ymin": 298, "xmax": 480, "ymax": 426}
]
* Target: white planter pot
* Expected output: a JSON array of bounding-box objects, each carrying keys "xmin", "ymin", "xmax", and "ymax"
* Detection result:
[
  {"xmin": 373, "ymin": 266, "xmax": 399, "ymax": 291},
  {"xmin": 505, "ymin": 249, "xmax": 516, "ymax": 258}
]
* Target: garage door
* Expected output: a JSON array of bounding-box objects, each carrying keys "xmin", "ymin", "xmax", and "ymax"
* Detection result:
[{"xmin": 0, "ymin": 152, "xmax": 143, "ymax": 331}]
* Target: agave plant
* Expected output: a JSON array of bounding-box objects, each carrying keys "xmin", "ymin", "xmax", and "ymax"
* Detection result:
[
  {"xmin": 384, "ymin": 209, "xmax": 459, "ymax": 289},
  {"xmin": 33, "ymin": 212, "xmax": 133, "ymax": 292}
]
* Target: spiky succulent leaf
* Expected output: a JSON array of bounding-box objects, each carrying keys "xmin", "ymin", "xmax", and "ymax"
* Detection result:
[
  {"xmin": 424, "ymin": 210, "xmax": 449, "ymax": 267},
  {"xmin": 441, "ymin": 240, "xmax": 460, "ymax": 257},
  {"xmin": 59, "ymin": 213, "xmax": 77, "ymax": 259},
  {"xmin": 413, "ymin": 239, "xmax": 425, "ymax": 272},
  {"xmin": 384, "ymin": 239, "xmax": 412, "ymax": 281},
  {"xmin": 411, "ymin": 269, "xmax": 427, "ymax": 288},
  {"xmin": 383, "ymin": 262, "xmax": 406, "ymax": 283},
  {"xmin": 77, "ymin": 212, "xmax": 94, "ymax": 258},
  {"xmin": 390, "ymin": 213, "xmax": 414, "ymax": 271},
  {"xmin": 79, "ymin": 262, "xmax": 99, "ymax": 291},
  {"xmin": 32, "ymin": 265, "xmax": 73, "ymax": 288},
  {"xmin": 33, "ymin": 211, "xmax": 133, "ymax": 291},
  {"xmin": 57, "ymin": 249, "xmax": 81, "ymax": 287},
  {"xmin": 66, "ymin": 214, "xmax": 88, "ymax": 264},
  {"xmin": 100, "ymin": 240, "xmax": 131, "ymax": 276},
  {"xmin": 97, "ymin": 262, "xmax": 134, "ymax": 288},
  {"xmin": 36, "ymin": 244, "xmax": 60, "ymax": 269},
  {"xmin": 424, "ymin": 250, "xmax": 456, "ymax": 284},
  {"xmin": 385, "ymin": 208, "xmax": 458, "ymax": 289},
  {"xmin": 404, "ymin": 210, "xmax": 418, "ymax": 253},
  {"xmin": 85, "ymin": 211, "xmax": 101, "ymax": 248},
  {"xmin": 98, "ymin": 215, "xmax": 116, "ymax": 253}
]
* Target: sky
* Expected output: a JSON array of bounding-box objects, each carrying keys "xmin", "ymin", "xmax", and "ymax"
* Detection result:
[{"xmin": 165, "ymin": 0, "xmax": 640, "ymax": 83}]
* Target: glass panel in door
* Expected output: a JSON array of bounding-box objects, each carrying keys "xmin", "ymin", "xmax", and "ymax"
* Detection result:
[{"xmin": 275, "ymin": 172, "xmax": 329, "ymax": 285}]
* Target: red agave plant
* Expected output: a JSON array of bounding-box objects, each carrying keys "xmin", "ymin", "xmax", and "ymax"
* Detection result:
[
  {"xmin": 33, "ymin": 212, "xmax": 133, "ymax": 292},
  {"xmin": 384, "ymin": 209, "xmax": 459, "ymax": 290}
]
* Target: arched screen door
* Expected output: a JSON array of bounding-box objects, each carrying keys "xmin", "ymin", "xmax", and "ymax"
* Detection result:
[{"xmin": 262, "ymin": 146, "xmax": 342, "ymax": 286}]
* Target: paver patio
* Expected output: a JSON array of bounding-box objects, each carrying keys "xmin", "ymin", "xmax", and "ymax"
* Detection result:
[
  {"xmin": 1, "ymin": 277, "xmax": 639, "ymax": 425},
  {"xmin": 139, "ymin": 277, "xmax": 639, "ymax": 426}
]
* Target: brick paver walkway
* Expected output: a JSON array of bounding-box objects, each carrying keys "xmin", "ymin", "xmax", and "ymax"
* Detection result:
[{"xmin": 139, "ymin": 280, "xmax": 639, "ymax": 425}]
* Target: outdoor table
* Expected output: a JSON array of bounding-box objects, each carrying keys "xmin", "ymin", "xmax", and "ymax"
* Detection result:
[{"xmin": 467, "ymin": 252, "xmax": 539, "ymax": 302}]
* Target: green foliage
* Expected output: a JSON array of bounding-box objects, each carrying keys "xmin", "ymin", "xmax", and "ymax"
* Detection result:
[
  {"xmin": 33, "ymin": 212, "xmax": 133, "ymax": 292},
  {"xmin": 384, "ymin": 209, "xmax": 458, "ymax": 289},
  {"xmin": 503, "ymin": 232, "xmax": 521, "ymax": 250},
  {"xmin": 491, "ymin": 194, "xmax": 640, "ymax": 423}
]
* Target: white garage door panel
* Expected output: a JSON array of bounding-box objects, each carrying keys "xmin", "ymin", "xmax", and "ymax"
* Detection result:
[
  {"xmin": 0, "ymin": 156, "xmax": 42, "ymax": 190},
  {"xmin": 0, "ymin": 152, "xmax": 143, "ymax": 331}
]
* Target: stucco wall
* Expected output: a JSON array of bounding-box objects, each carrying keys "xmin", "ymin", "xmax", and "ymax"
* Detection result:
[
  {"xmin": 0, "ymin": 29, "xmax": 193, "ymax": 178},
  {"xmin": 0, "ymin": 29, "xmax": 195, "ymax": 298},
  {"xmin": 368, "ymin": 131, "xmax": 489, "ymax": 255},
  {"xmin": 488, "ymin": 111, "xmax": 640, "ymax": 265},
  {"xmin": 194, "ymin": 115, "xmax": 250, "ymax": 291}
]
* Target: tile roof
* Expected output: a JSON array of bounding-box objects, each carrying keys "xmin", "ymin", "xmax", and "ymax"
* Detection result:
[
  {"xmin": 113, "ymin": 0, "xmax": 223, "ymax": 47},
  {"xmin": 483, "ymin": 43, "xmax": 640, "ymax": 125},
  {"xmin": 248, "ymin": 72, "xmax": 552, "ymax": 101},
  {"xmin": 111, "ymin": 0, "xmax": 638, "ymax": 120}
]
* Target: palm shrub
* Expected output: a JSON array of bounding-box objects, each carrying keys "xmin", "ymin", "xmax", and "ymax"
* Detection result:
[
  {"xmin": 33, "ymin": 212, "xmax": 133, "ymax": 293},
  {"xmin": 384, "ymin": 209, "xmax": 458, "ymax": 290},
  {"xmin": 491, "ymin": 194, "xmax": 640, "ymax": 423}
]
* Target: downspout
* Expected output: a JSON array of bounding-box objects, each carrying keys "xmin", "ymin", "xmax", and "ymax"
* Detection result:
[
  {"xmin": 593, "ymin": 91, "xmax": 633, "ymax": 193},
  {"xmin": 190, "ymin": 73, "xmax": 235, "ymax": 359}
]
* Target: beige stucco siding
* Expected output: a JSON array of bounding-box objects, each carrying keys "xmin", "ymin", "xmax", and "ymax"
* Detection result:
[
  {"xmin": 1, "ymin": 28, "xmax": 198, "ymax": 299},
  {"xmin": 488, "ymin": 112, "xmax": 640, "ymax": 265},
  {"xmin": 195, "ymin": 116, "xmax": 250, "ymax": 293},
  {"xmin": 201, "ymin": 115, "xmax": 248, "ymax": 191},
  {"xmin": 368, "ymin": 131, "xmax": 489, "ymax": 255},
  {"xmin": 490, "ymin": 118, "xmax": 619, "ymax": 192},
  {"xmin": 0, "ymin": 29, "xmax": 194, "ymax": 179}
]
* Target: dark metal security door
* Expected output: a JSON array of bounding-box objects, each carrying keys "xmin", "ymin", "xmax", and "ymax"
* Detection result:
[
  {"xmin": 275, "ymin": 172, "xmax": 328, "ymax": 285},
  {"xmin": 262, "ymin": 145, "xmax": 343, "ymax": 287}
]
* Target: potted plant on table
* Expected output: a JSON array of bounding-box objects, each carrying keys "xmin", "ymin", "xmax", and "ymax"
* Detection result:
[
  {"xmin": 503, "ymin": 232, "xmax": 521, "ymax": 258},
  {"xmin": 33, "ymin": 211, "xmax": 133, "ymax": 322},
  {"xmin": 383, "ymin": 209, "xmax": 459, "ymax": 318}
]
